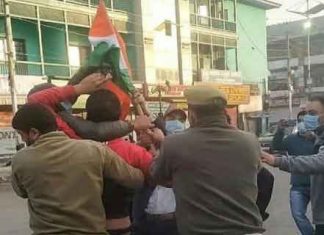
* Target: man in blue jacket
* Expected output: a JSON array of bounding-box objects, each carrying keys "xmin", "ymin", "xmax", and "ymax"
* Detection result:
[{"xmin": 272, "ymin": 111, "xmax": 315, "ymax": 235}]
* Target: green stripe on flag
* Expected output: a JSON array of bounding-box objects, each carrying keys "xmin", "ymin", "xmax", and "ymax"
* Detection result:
[{"xmin": 85, "ymin": 42, "xmax": 135, "ymax": 94}]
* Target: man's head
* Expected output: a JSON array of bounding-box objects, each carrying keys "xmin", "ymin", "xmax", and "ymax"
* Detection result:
[
  {"xmin": 12, "ymin": 104, "xmax": 57, "ymax": 146},
  {"xmin": 86, "ymin": 90, "xmax": 121, "ymax": 122},
  {"xmin": 308, "ymin": 95, "xmax": 324, "ymax": 116},
  {"xmin": 163, "ymin": 104, "xmax": 187, "ymax": 135},
  {"xmin": 184, "ymin": 85, "xmax": 227, "ymax": 127},
  {"xmin": 299, "ymin": 95, "xmax": 324, "ymax": 131}
]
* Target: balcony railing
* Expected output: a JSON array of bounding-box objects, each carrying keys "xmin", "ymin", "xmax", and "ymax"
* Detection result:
[
  {"xmin": 190, "ymin": 14, "xmax": 236, "ymax": 33},
  {"xmin": 0, "ymin": 61, "xmax": 141, "ymax": 81},
  {"xmin": 0, "ymin": 61, "xmax": 75, "ymax": 78}
]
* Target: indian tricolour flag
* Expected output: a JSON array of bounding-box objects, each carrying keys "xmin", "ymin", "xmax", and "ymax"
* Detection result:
[{"xmin": 87, "ymin": 0, "xmax": 134, "ymax": 119}]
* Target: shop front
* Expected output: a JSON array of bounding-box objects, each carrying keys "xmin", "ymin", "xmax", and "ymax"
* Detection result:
[{"xmin": 143, "ymin": 83, "xmax": 251, "ymax": 127}]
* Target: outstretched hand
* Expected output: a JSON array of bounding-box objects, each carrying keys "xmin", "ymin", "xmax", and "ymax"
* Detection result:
[{"xmin": 261, "ymin": 151, "xmax": 277, "ymax": 167}]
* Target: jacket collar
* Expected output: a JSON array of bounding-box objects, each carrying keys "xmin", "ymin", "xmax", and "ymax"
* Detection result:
[
  {"xmin": 194, "ymin": 115, "xmax": 229, "ymax": 128},
  {"xmin": 32, "ymin": 131, "xmax": 68, "ymax": 146}
]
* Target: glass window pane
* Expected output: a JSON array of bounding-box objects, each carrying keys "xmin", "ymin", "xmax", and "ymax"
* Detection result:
[
  {"xmin": 192, "ymin": 43, "xmax": 198, "ymax": 71},
  {"xmin": 199, "ymin": 34, "xmax": 211, "ymax": 44},
  {"xmin": 211, "ymin": 0, "xmax": 223, "ymax": 19},
  {"xmin": 212, "ymin": 36, "xmax": 224, "ymax": 46},
  {"xmin": 197, "ymin": 0, "xmax": 209, "ymax": 17},
  {"xmin": 199, "ymin": 44, "xmax": 211, "ymax": 69},
  {"xmin": 212, "ymin": 45, "xmax": 225, "ymax": 70},
  {"xmin": 223, "ymin": 0, "xmax": 235, "ymax": 22},
  {"xmin": 191, "ymin": 32, "xmax": 198, "ymax": 42},
  {"xmin": 68, "ymin": 26, "xmax": 90, "ymax": 47},
  {"xmin": 66, "ymin": 0, "xmax": 89, "ymax": 6},
  {"xmin": 67, "ymin": 12, "xmax": 90, "ymax": 26},
  {"xmin": 90, "ymin": 0, "xmax": 111, "ymax": 8},
  {"xmin": 114, "ymin": 0, "xmax": 135, "ymax": 12},
  {"xmin": 226, "ymin": 47, "xmax": 237, "ymax": 71},
  {"xmin": 189, "ymin": 0, "xmax": 196, "ymax": 14},
  {"xmin": 225, "ymin": 38, "xmax": 237, "ymax": 47},
  {"xmin": 39, "ymin": 7, "xmax": 64, "ymax": 22},
  {"xmin": 9, "ymin": 2, "xmax": 36, "ymax": 18}
]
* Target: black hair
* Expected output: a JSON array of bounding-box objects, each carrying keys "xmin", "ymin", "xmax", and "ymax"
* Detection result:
[
  {"xmin": 309, "ymin": 95, "xmax": 324, "ymax": 106},
  {"xmin": 12, "ymin": 103, "xmax": 57, "ymax": 134},
  {"xmin": 189, "ymin": 98, "xmax": 227, "ymax": 119},
  {"xmin": 86, "ymin": 90, "xmax": 121, "ymax": 122},
  {"xmin": 297, "ymin": 111, "xmax": 307, "ymax": 120},
  {"xmin": 27, "ymin": 83, "xmax": 55, "ymax": 97}
]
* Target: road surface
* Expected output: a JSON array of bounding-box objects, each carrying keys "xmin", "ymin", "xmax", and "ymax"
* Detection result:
[{"xmin": 0, "ymin": 167, "xmax": 307, "ymax": 234}]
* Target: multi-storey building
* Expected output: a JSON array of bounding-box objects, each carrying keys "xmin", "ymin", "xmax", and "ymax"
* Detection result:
[
  {"xmin": 0, "ymin": 0, "xmax": 279, "ymax": 131},
  {"xmin": 267, "ymin": 15, "xmax": 324, "ymax": 123}
]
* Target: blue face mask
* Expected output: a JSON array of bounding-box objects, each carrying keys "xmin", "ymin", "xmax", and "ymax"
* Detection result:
[
  {"xmin": 165, "ymin": 120, "xmax": 185, "ymax": 135},
  {"xmin": 303, "ymin": 114, "xmax": 319, "ymax": 131}
]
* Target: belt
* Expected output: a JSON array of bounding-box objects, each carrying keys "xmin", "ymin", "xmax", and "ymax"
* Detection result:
[{"xmin": 146, "ymin": 212, "xmax": 175, "ymax": 221}]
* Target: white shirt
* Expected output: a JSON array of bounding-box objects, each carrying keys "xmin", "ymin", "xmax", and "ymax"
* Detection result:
[{"xmin": 145, "ymin": 186, "xmax": 176, "ymax": 215}]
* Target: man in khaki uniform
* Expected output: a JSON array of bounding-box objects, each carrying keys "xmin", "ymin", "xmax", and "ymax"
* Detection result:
[
  {"xmin": 11, "ymin": 103, "xmax": 144, "ymax": 235},
  {"xmin": 151, "ymin": 85, "xmax": 264, "ymax": 235}
]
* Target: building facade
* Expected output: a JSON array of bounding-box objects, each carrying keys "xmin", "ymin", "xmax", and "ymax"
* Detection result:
[
  {"xmin": 0, "ymin": 0, "xmax": 278, "ymax": 131},
  {"xmin": 267, "ymin": 16, "xmax": 324, "ymax": 123}
]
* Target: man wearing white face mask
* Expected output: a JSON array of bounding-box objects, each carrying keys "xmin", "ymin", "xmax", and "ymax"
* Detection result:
[{"xmin": 144, "ymin": 105, "xmax": 187, "ymax": 235}]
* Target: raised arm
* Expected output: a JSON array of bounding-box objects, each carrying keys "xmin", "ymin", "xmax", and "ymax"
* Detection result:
[
  {"xmin": 28, "ymin": 73, "xmax": 109, "ymax": 110},
  {"xmin": 262, "ymin": 147, "xmax": 324, "ymax": 174}
]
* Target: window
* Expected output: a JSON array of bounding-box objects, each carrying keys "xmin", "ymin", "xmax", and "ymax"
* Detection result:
[
  {"xmin": 223, "ymin": 0, "xmax": 235, "ymax": 22},
  {"xmin": 212, "ymin": 45, "xmax": 225, "ymax": 70},
  {"xmin": 211, "ymin": 0, "xmax": 223, "ymax": 19},
  {"xmin": 199, "ymin": 44, "xmax": 212, "ymax": 69},
  {"xmin": 189, "ymin": 0, "xmax": 196, "ymax": 14},
  {"xmin": 197, "ymin": 0, "xmax": 209, "ymax": 17},
  {"xmin": 14, "ymin": 39, "xmax": 27, "ymax": 61},
  {"xmin": 0, "ymin": 40, "xmax": 6, "ymax": 61},
  {"xmin": 191, "ymin": 33, "xmax": 238, "ymax": 73},
  {"xmin": 68, "ymin": 45, "xmax": 91, "ymax": 67},
  {"xmin": 0, "ymin": 39, "xmax": 26, "ymax": 61}
]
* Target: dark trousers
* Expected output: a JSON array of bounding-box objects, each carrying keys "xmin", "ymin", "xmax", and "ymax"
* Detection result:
[
  {"xmin": 146, "ymin": 217, "xmax": 178, "ymax": 235},
  {"xmin": 315, "ymin": 224, "xmax": 324, "ymax": 235}
]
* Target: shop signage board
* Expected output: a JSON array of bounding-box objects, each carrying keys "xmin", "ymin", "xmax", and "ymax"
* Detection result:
[
  {"xmin": 0, "ymin": 128, "xmax": 17, "ymax": 158},
  {"xmin": 145, "ymin": 83, "xmax": 250, "ymax": 106}
]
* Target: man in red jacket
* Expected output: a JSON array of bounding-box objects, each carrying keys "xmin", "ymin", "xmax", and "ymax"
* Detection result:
[
  {"xmin": 27, "ymin": 73, "xmax": 152, "ymax": 140},
  {"xmin": 62, "ymin": 89, "xmax": 154, "ymax": 235},
  {"xmin": 27, "ymin": 73, "xmax": 107, "ymax": 139}
]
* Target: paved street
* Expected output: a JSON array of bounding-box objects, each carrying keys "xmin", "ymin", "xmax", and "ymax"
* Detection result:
[{"xmin": 0, "ymin": 167, "xmax": 307, "ymax": 234}]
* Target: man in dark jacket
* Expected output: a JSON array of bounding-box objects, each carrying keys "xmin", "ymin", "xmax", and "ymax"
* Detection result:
[
  {"xmin": 151, "ymin": 85, "xmax": 264, "ymax": 235},
  {"xmin": 271, "ymin": 111, "xmax": 315, "ymax": 235}
]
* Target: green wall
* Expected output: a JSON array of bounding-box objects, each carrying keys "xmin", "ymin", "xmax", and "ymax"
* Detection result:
[
  {"xmin": 12, "ymin": 19, "xmax": 41, "ymax": 62},
  {"xmin": 0, "ymin": 17, "xmax": 41, "ymax": 62},
  {"xmin": 236, "ymin": 3, "xmax": 268, "ymax": 86},
  {"xmin": 0, "ymin": 17, "xmax": 42, "ymax": 75},
  {"xmin": 41, "ymin": 22, "xmax": 68, "ymax": 64}
]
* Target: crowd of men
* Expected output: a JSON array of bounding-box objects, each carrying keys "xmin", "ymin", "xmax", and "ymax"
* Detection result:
[{"xmin": 9, "ymin": 68, "xmax": 324, "ymax": 235}]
